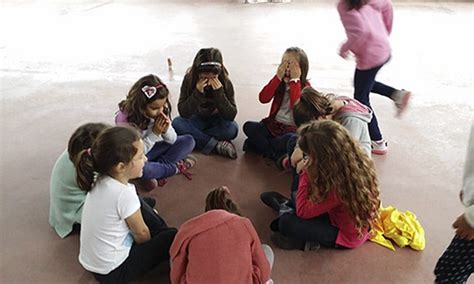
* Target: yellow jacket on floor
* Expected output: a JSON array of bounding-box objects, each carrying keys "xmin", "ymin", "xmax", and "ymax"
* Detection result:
[{"xmin": 370, "ymin": 206, "xmax": 425, "ymax": 251}]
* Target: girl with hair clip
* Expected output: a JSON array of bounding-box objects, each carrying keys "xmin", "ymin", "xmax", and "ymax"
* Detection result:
[
  {"xmin": 116, "ymin": 74, "xmax": 196, "ymax": 191},
  {"xmin": 172, "ymin": 48, "xmax": 239, "ymax": 159},
  {"xmin": 170, "ymin": 186, "xmax": 274, "ymax": 284},
  {"xmin": 337, "ymin": 0, "xmax": 411, "ymax": 155},
  {"xmin": 49, "ymin": 122, "xmax": 109, "ymax": 238},
  {"xmin": 243, "ymin": 47, "xmax": 310, "ymax": 167},
  {"xmin": 266, "ymin": 120, "xmax": 381, "ymax": 251},
  {"xmin": 75, "ymin": 126, "xmax": 177, "ymax": 283}
]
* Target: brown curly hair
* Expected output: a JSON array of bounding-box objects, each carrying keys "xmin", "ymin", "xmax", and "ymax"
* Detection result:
[
  {"xmin": 118, "ymin": 74, "xmax": 171, "ymax": 130},
  {"xmin": 298, "ymin": 120, "xmax": 380, "ymax": 236},
  {"xmin": 205, "ymin": 186, "xmax": 242, "ymax": 216}
]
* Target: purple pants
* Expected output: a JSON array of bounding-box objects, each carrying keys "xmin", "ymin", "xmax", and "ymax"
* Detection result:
[{"xmin": 142, "ymin": 135, "xmax": 195, "ymax": 180}]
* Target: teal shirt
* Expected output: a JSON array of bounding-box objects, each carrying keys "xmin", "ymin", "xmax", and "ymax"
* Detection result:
[{"xmin": 49, "ymin": 150, "xmax": 86, "ymax": 238}]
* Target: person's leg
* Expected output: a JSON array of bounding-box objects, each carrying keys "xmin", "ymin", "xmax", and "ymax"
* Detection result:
[
  {"xmin": 286, "ymin": 134, "xmax": 299, "ymax": 206},
  {"xmin": 243, "ymin": 121, "xmax": 274, "ymax": 157},
  {"xmin": 277, "ymin": 213, "xmax": 339, "ymax": 248},
  {"xmin": 270, "ymin": 133, "xmax": 294, "ymax": 161},
  {"xmin": 204, "ymin": 115, "xmax": 239, "ymax": 142},
  {"xmin": 94, "ymin": 228, "xmax": 178, "ymax": 283},
  {"xmin": 141, "ymin": 161, "xmax": 177, "ymax": 180},
  {"xmin": 172, "ymin": 116, "xmax": 216, "ymax": 154},
  {"xmin": 434, "ymin": 236, "xmax": 474, "ymax": 283},
  {"xmin": 353, "ymin": 66, "xmax": 383, "ymax": 141},
  {"xmin": 371, "ymin": 81, "xmax": 397, "ymax": 99},
  {"xmin": 155, "ymin": 135, "xmax": 195, "ymax": 164}
]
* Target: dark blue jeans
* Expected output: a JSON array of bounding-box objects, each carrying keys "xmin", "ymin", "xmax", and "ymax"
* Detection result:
[
  {"xmin": 142, "ymin": 135, "xmax": 195, "ymax": 180},
  {"xmin": 354, "ymin": 63, "xmax": 397, "ymax": 141},
  {"xmin": 243, "ymin": 121, "xmax": 294, "ymax": 161},
  {"xmin": 286, "ymin": 134, "xmax": 299, "ymax": 207},
  {"xmin": 172, "ymin": 114, "xmax": 238, "ymax": 154}
]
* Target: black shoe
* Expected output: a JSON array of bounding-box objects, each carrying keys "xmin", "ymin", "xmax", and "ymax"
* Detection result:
[
  {"xmin": 270, "ymin": 232, "xmax": 304, "ymax": 250},
  {"xmin": 304, "ymin": 241, "xmax": 321, "ymax": 251},
  {"xmin": 260, "ymin": 191, "xmax": 290, "ymax": 212},
  {"xmin": 142, "ymin": 197, "xmax": 156, "ymax": 208},
  {"xmin": 243, "ymin": 139, "xmax": 258, "ymax": 153}
]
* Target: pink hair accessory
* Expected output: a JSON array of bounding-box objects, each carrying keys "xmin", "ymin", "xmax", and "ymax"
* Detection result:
[
  {"xmin": 86, "ymin": 148, "xmax": 92, "ymax": 156},
  {"xmin": 142, "ymin": 84, "xmax": 165, "ymax": 99}
]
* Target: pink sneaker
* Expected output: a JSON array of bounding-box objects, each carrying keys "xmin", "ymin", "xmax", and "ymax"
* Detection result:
[
  {"xmin": 371, "ymin": 139, "xmax": 388, "ymax": 155},
  {"xmin": 394, "ymin": 90, "xmax": 412, "ymax": 117}
]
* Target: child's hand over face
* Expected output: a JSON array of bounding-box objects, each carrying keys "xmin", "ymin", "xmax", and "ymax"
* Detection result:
[
  {"xmin": 152, "ymin": 112, "xmax": 170, "ymax": 135},
  {"xmin": 209, "ymin": 78, "xmax": 222, "ymax": 90},
  {"xmin": 296, "ymin": 156, "xmax": 310, "ymax": 174},
  {"xmin": 196, "ymin": 78, "xmax": 208, "ymax": 93},
  {"xmin": 290, "ymin": 146, "xmax": 304, "ymax": 168},
  {"xmin": 277, "ymin": 60, "xmax": 289, "ymax": 80},
  {"xmin": 453, "ymin": 214, "xmax": 474, "ymax": 240},
  {"xmin": 289, "ymin": 61, "xmax": 301, "ymax": 80}
]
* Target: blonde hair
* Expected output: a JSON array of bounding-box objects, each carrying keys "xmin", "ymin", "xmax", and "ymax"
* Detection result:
[{"xmin": 298, "ymin": 120, "xmax": 380, "ymax": 235}]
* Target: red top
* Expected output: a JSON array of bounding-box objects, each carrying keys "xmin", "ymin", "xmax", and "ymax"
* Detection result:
[
  {"xmin": 296, "ymin": 171, "xmax": 370, "ymax": 248},
  {"xmin": 258, "ymin": 75, "xmax": 309, "ymax": 118}
]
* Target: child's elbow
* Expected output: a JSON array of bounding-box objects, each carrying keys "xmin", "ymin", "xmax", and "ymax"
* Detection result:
[{"xmin": 133, "ymin": 228, "xmax": 151, "ymax": 244}]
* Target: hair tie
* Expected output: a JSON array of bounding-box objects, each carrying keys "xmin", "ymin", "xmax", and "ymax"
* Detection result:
[{"xmin": 142, "ymin": 84, "xmax": 165, "ymax": 99}]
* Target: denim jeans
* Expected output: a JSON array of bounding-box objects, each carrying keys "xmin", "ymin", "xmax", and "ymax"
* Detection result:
[
  {"xmin": 243, "ymin": 121, "xmax": 294, "ymax": 161},
  {"xmin": 172, "ymin": 114, "xmax": 238, "ymax": 154}
]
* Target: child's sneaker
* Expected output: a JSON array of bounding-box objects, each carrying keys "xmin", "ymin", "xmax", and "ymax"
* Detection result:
[
  {"xmin": 371, "ymin": 139, "xmax": 388, "ymax": 155},
  {"xmin": 216, "ymin": 141, "xmax": 237, "ymax": 159},
  {"xmin": 393, "ymin": 89, "xmax": 412, "ymax": 117},
  {"xmin": 176, "ymin": 155, "xmax": 197, "ymax": 180}
]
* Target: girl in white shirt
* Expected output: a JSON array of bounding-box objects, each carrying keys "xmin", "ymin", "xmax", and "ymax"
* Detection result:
[{"xmin": 75, "ymin": 126, "xmax": 177, "ymax": 283}]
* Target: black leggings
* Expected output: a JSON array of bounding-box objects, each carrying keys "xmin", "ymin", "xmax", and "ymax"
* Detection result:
[
  {"xmin": 434, "ymin": 235, "xmax": 473, "ymax": 283},
  {"xmin": 93, "ymin": 198, "xmax": 177, "ymax": 284},
  {"xmin": 276, "ymin": 213, "xmax": 339, "ymax": 248}
]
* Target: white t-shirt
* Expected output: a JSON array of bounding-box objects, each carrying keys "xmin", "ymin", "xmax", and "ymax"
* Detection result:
[
  {"xmin": 275, "ymin": 86, "xmax": 295, "ymax": 126},
  {"xmin": 79, "ymin": 176, "xmax": 141, "ymax": 275}
]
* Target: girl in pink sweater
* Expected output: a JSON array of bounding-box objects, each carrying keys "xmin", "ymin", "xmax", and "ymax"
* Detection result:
[
  {"xmin": 170, "ymin": 187, "xmax": 273, "ymax": 284},
  {"xmin": 269, "ymin": 120, "xmax": 381, "ymax": 250},
  {"xmin": 338, "ymin": 0, "xmax": 411, "ymax": 155}
]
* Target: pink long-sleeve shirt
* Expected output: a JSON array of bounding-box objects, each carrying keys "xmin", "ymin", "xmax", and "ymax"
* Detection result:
[{"xmin": 337, "ymin": 0, "xmax": 393, "ymax": 70}]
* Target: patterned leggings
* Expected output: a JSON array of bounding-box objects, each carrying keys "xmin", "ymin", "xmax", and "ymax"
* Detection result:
[{"xmin": 434, "ymin": 236, "xmax": 473, "ymax": 283}]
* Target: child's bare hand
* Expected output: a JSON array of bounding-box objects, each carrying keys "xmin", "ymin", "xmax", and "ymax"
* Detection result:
[
  {"xmin": 152, "ymin": 113, "xmax": 170, "ymax": 134},
  {"xmin": 209, "ymin": 78, "xmax": 222, "ymax": 90},
  {"xmin": 289, "ymin": 61, "xmax": 301, "ymax": 80},
  {"xmin": 196, "ymin": 78, "xmax": 208, "ymax": 93},
  {"xmin": 291, "ymin": 147, "xmax": 304, "ymax": 168},
  {"xmin": 277, "ymin": 60, "xmax": 289, "ymax": 80},
  {"xmin": 453, "ymin": 214, "xmax": 474, "ymax": 240},
  {"xmin": 295, "ymin": 156, "xmax": 310, "ymax": 174}
]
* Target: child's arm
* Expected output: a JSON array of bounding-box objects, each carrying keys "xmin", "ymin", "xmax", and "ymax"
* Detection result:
[
  {"xmin": 177, "ymin": 74, "xmax": 202, "ymax": 118},
  {"xmin": 337, "ymin": 1, "xmax": 368, "ymax": 57},
  {"xmin": 380, "ymin": 0, "xmax": 394, "ymax": 35},
  {"xmin": 213, "ymin": 79, "xmax": 238, "ymax": 121},
  {"xmin": 158, "ymin": 112, "xmax": 177, "ymax": 144},
  {"xmin": 296, "ymin": 171, "xmax": 339, "ymax": 219},
  {"xmin": 259, "ymin": 75, "xmax": 281, "ymax": 104},
  {"xmin": 126, "ymin": 209, "xmax": 151, "ymax": 244}
]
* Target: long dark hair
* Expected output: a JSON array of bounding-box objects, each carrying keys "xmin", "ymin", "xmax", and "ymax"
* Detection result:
[
  {"xmin": 67, "ymin": 123, "xmax": 109, "ymax": 163},
  {"xmin": 188, "ymin": 48, "xmax": 229, "ymax": 91},
  {"xmin": 118, "ymin": 74, "xmax": 172, "ymax": 130},
  {"xmin": 276, "ymin": 47, "xmax": 309, "ymax": 95},
  {"xmin": 205, "ymin": 186, "xmax": 241, "ymax": 216},
  {"xmin": 75, "ymin": 126, "xmax": 141, "ymax": 192}
]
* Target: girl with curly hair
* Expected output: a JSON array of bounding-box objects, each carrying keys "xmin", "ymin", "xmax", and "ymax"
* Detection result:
[
  {"xmin": 116, "ymin": 74, "xmax": 196, "ymax": 190},
  {"xmin": 269, "ymin": 120, "xmax": 381, "ymax": 250}
]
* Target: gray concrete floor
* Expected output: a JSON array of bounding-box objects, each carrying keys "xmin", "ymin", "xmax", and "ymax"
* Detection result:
[{"xmin": 1, "ymin": 1, "xmax": 473, "ymax": 283}]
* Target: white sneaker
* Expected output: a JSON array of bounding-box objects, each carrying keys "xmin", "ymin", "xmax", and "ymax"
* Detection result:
[
  {"xmin": 371, "ymin": 139, "xmax": 388, "ymax": 155},
  {"xmin": 393, "ymin": 90, "xmax": 412, "ymax": 117}
]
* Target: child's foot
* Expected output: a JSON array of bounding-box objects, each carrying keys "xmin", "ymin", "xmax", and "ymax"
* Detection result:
[
  {"xmin": 176, "ymin": 155, "xmax": 197, "ymax": 180},
  {"xmin": 371, "ymin": 139, "xmax": 388, "ymax": 155},
  {"xmin": 140, "ymin": 179, "xmax": 158, "ymax": 192},
  {"xmin": 393, "ymin": 89, "xmax": 412, "ymax": 117},
  {"xmin": 216, "ymin": 141, "xmax": 237, "ymax": 159},
  {"xmin": 260, "ymin": 191, "xmax": 290, "ymax": 212}
]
